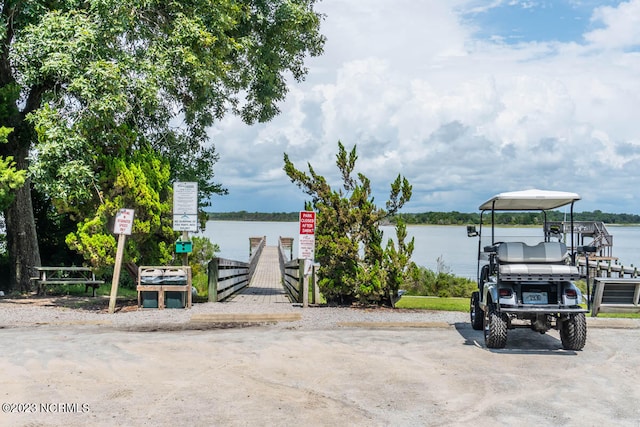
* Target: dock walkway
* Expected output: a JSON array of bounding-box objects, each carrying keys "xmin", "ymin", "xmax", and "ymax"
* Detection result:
[{"xmin": 227, "ymin": 246, "xmax": 290, "ymax": 304}]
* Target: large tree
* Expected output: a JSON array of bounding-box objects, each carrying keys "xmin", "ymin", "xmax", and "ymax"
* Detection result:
[{"xmin": 0, "ymin": 0, "xmax": 324, "ymax": 291}]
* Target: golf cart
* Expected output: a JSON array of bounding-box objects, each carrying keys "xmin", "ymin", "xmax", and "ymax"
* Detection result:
[{"xmin": 467, "ymin": 189, "xmax": 589, "ymax": 350}]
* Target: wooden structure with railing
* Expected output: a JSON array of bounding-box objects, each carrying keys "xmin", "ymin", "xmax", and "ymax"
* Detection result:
[
  {"xmin": 278, "ymin": 237, "xmax": 319, "ymax": 305},
  {"xmin": 207, "ymin": 236, "xmax": 265, "ymax": 302}
]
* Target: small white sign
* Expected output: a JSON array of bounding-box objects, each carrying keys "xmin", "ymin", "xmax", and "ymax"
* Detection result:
[
  {"xmin": 114, "ymin": 209, "xmax": 135, "ymax": 235},
  {"xmin": 173, "ymin": 181, "xmax": 199, "ymax": 231},
  {"xmin": 298, "ymin": 234, "xmax": 316, "ymax": 260},
  {"xmin": 173, "ymin": 214, "xmax": 199, "ymax": 231}
]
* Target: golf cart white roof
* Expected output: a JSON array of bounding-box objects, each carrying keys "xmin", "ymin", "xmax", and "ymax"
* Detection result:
[{"xmin": 479, "ymin": 189, "xmax": 581, "ymax": 211}]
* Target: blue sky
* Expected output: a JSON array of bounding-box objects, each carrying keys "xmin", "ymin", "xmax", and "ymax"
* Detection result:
[{"xmin": 207, "ymin": 0, "xmax": 640, "ymax": 214}]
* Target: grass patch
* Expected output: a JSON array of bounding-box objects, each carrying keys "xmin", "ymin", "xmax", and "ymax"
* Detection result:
[
  {"xmin": 41, "ymin": 283, "xmax": 137, "ymax": 298},
  {"xmin": 596, "ymin": 312, "xmax": 640, "ymax": 319},
  {"xmin": 395, "ymin": 296, "xmax": 640, "ymax": 319},
  {"xmin": 395, "ymin": 296, "xmax": 468, "ymax": 312}
]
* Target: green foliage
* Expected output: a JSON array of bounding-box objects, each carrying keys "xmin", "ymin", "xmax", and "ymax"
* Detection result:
[
  {"xmin": 181, "ymin": 236, "xmax": 219, "ymax": 297},
  {"xmin": 207, "ymin": 211, "xmax": 299, "ymax": 221},
  {"xmin": 396, "ymin": 210, "xmax": 640, "ymax": 226},
  {"xmin": 284, "ymin": 141, "xmax": 414, "ymax": 306},
  {"xmin": 1, "ymin": 0, "xmax": 324, "ymax": 289},
  {"xmin": 404, "ymin": 265, "xmax": 476, "ymax": 298},
  {"xmin": 210, "ymin": 210, "xmax": 640, "ymax": 225},
  {"xmin": 66, "ymin": 150, "xmax": 175, "ymax": 270},
  {"xmin": 0, "ymin": 127, "xmax": 26, "ymax": 211},
  {"xmin": 188, "ymin": 236, "xmax": 220, "ymax": 277},
  {"xmin": 13, "ymin": 0, "xmax": 325, "ymax": 211}
]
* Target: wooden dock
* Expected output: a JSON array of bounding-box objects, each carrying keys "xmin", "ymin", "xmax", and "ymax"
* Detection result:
[{"xmin": 225, "ymin": 246, "xmax": 290, "ymax": 304}]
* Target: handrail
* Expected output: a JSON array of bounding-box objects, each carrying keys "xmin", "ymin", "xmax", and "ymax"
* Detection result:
[
  {"xmin": 207, "ymin": 236, "xmax": 266, "ymax": 302},
  {"xmin": 279, "ymin": 237, "xmax": 302, "ymax": 303},
  {"xmin": 278, "ymin": 236, "xmax": 320, "ymax": 305},
  {"xmin": 546, "ymin": 221, "xmax": 613, "ymax": 258}
]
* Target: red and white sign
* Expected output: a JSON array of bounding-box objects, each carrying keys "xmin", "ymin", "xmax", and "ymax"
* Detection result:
[
  {"xmin": 113, "ymin": 209, "xmax": 135, "ymax": 235},
  {"xmin": 299, "ymin": 211, "xmax": 316, "ymax": 234},
  {"xmin": 298, "ymin": 211, "xmax": 316, "ymax": 259}
]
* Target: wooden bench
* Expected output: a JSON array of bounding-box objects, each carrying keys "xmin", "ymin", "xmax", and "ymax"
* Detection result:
[{"xmin": 30, "ymin": 266, "xmax": 105, "ymax": 297}]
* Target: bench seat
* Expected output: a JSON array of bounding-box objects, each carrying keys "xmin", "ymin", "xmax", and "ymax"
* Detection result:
[
  {"xmin": 497, "ymin": 241, "xmax": 568, "ymax": 263},
  {"xmin": 35, "ymin": 280, "xmax": 105, "ymax": 297},
  {"xmin": 499, "ymin": 264, "xmax": 580, "ymax": 281}
]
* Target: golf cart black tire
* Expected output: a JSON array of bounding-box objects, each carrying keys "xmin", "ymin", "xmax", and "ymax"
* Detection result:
[
  {"xmin": 560, "ymin": 313, "xmax": 587, "ymax": 351},
  {"xmin": 470, "ymin": 291, "xmax": 483, "ymax": 330},
  {"xmin": 484, "ymin": 302, "xmax": 508, "ymax": 349}
]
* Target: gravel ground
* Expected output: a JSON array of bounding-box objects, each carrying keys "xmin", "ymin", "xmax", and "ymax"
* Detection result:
[
  {"xmin": 1, "ymin": 295, "xmax": 638, "ymax": 331},
  {"xmin": 0, "ymin": 295, "xmax": 470, "ymax": 330},
  {"xmin": 2, "ymin": 296, "xmax": 640, "ymax": 426}
]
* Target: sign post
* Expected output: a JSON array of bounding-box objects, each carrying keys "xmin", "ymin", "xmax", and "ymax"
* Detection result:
[
  {"xmin": 173, "ymin": 182, "xmax": 198, "ymax": 266},
  {"xmin": 298, "ymin": 211, "xmax": 316, "ymax": 307},
  {"xmin": 109, "ymin": 208, "xmax": 134, "ymax": 314}
]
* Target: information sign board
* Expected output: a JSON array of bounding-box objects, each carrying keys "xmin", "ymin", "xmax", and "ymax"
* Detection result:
[{"xmin": 173, "ymin": 181, "xmax": 199, "ymax": 231}]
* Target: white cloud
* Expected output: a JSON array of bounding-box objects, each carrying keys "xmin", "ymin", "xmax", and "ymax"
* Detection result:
[
  {"xmin": 584, "ymin": 0, "xmax": 640, "ymax": 49},
  {"xmin": 208, "ymin": 0, "xmax": 640, "ymax": 214}
]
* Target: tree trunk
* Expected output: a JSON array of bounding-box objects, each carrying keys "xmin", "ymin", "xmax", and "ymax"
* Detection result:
[
  {"xmin": 1, "ymin": 96, "xmax": 43, "ymax": 293},
  {"xmin": 1, "ymin": 8, "xmax": 44, "ymax": 293},
  {"xmin": 3, "ymin": 115, "xmax": 41, "ymax": 293},
  {"xmin": 4, "ymin": 177, "xmax": 41, "ymax": 292}
]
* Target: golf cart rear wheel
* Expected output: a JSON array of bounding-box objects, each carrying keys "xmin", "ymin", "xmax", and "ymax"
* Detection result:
[
  {"xmin": 560, "ymin": 313, "xmax": 587, "ymax": 351},
  {"xmin": 484, "ymin": 302, "xmax": 507, "ymax": 349},
  {"xmin": 470, "ymin": 291, "xmax": 483, "ymax": 330}
]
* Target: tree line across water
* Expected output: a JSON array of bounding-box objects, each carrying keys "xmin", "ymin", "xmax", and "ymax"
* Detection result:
[{"xmin": 207, "ymin": 210, "xmax": 640, "ymax": 225}]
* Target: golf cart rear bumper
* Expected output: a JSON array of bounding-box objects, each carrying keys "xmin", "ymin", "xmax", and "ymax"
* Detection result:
[{"xmin": 499, "ymin": 305, "xmax": 588, "ymax": 315}]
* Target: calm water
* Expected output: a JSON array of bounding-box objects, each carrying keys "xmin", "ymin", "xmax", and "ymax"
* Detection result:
[{"xmin": 195, "ymin": 221, "xmax": 640, "ymax": 279}]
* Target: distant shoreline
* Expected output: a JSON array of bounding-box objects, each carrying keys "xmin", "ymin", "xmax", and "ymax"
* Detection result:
[{"xmin": 206, "ymin": 211, "xmax": 640, "ymax": 226}]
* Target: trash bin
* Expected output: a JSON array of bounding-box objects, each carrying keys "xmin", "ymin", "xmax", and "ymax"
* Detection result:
[
  {"xmin": 140, "ymin": 268, "xmax": 164, "ymax": 285},
  {"xmin": 162, "ymin": 269, "xmax": 187, "ymax": 285},
  {"xmin": 139, "ymin": 268, "xmax": 163, "ymax": 309},
  {"xmin": 164, "ymin": 291, "xmax": 185, "ymax": 308},
  {"xmin": 163, "ymin": 268, "xmax": 187, "ymax": 308},
  {"xmin": 141, "ymin": 291, "xmax": 159, "ymax": 308}
]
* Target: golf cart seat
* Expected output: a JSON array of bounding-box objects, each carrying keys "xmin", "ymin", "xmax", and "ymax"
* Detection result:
[
  {"xmin": 496, "ymin": 241, "xmax": 568, "ymax": 264},
  {"xmin": 496, "ymin": 242, "xmax": 580, "ymax": 281}
]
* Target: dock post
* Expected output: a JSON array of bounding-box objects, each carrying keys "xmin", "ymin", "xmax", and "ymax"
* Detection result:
[{"xmin": 208, "ymin": 258, "xmax": 219, "ymax": 302}]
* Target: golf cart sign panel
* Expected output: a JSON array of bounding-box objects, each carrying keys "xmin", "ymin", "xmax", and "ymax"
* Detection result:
[{"xmin": 173, "ymin": 181, "xmax": 199, "ymax": 232}]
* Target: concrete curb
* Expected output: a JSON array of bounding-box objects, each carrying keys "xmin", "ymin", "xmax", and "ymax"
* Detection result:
[
  {"xmin": 190, "ymin": 313, "xmax": 302, "ymax": 323},
  {"xmin": 337, "ymin": 321, "xmax": 451, "ymax": 329},
  {"xmin": 586, "ymin": 318, "xmax": 640, "ymax": 329}
]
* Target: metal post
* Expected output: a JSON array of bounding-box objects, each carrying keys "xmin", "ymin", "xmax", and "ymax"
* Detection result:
[{"xmin": 182, "ymin": 231, "xmax": 189, "ymax": 266}]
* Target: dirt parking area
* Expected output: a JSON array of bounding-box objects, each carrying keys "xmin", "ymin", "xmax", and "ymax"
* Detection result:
[{"xmin": 1, "ymin": 319, "xmax": 640, "ymax": 426}]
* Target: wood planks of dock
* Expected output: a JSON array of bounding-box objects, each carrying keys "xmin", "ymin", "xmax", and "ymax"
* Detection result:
[{"xmin": 226, "ymin": 246, "xmax": 290, "ymax": 304}]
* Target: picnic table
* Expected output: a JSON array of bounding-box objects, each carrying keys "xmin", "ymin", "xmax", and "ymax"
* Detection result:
[{"xmin": 30, "ymin": 266, "xmax": 104, "ymax": 297}]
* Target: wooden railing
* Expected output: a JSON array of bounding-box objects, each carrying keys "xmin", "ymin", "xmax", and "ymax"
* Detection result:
[
  {"xmin": 579, "ymin": 258, "xmax": 639, "ymax": 279},
  {"xmin": 207, "ymin": 237, "xmax": 266, "ymax": 302},
  {"xmin": 278, "ymin": 237, "xmax": 319, "ymax": 305}
]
